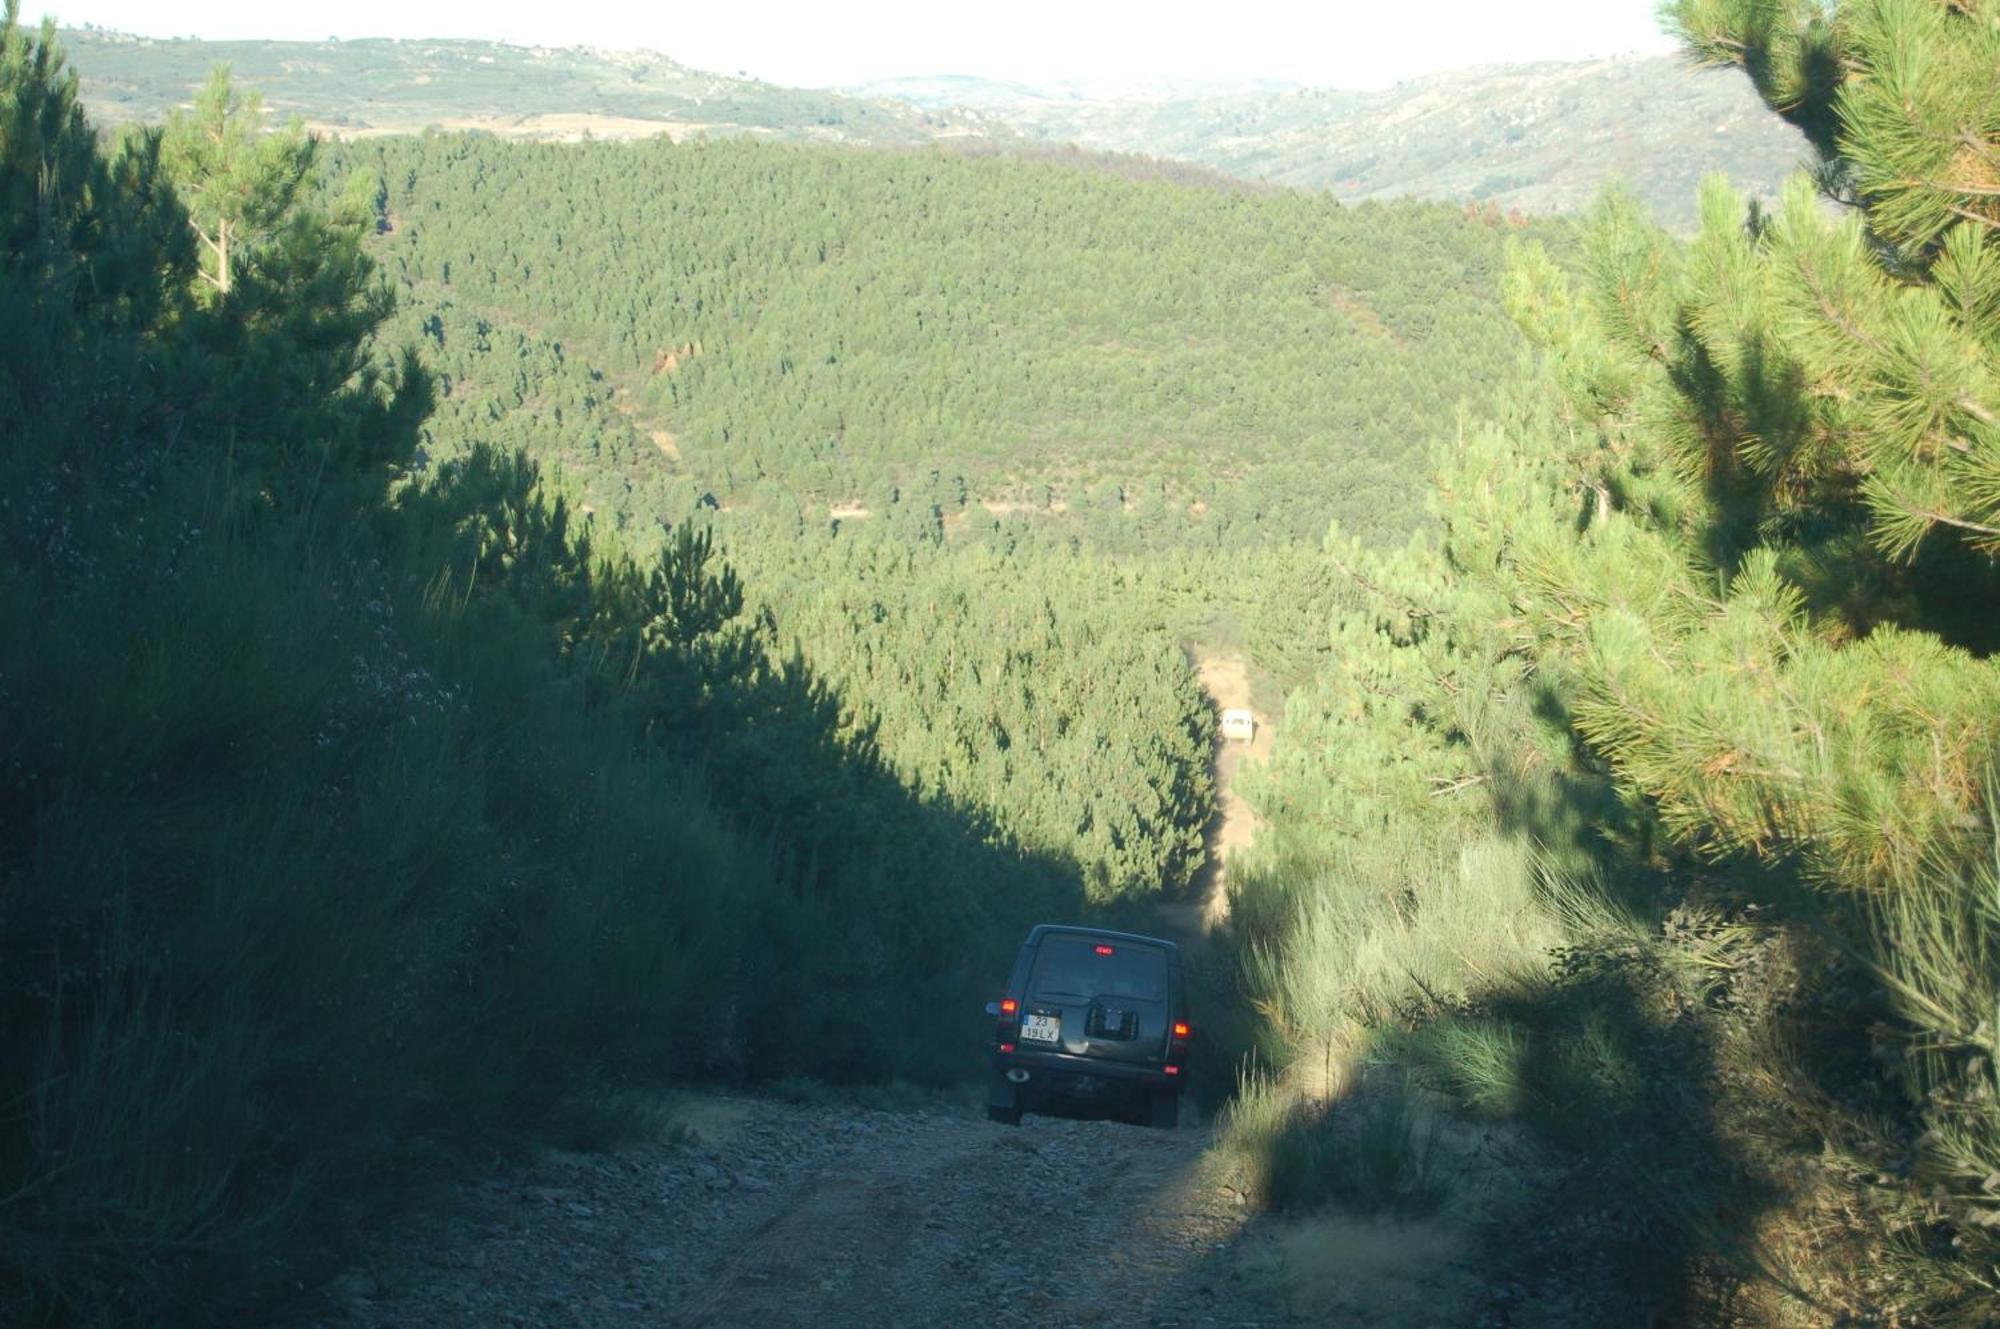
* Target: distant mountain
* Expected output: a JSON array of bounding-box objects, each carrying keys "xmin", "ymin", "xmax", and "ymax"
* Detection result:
[
  {"xmin": 845, "ymin": 74, "xmax": 1058, "ymax": 112},
  {"xmin": 58, "ymin": 28, "xmax": 1004, "ymax": 146},
  {"xmin": 872, "ymin": 55, "xmax": 1815, "ymax": 229},
  {"xmin": 845, "ymin": 73, "xmax": 1304, "ymax": 110}
]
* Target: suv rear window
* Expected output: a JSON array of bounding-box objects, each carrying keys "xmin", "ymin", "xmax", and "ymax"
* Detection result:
[{"xmin": 1028, "ymin": 937, "xmax": 1168, "ymax": 1004}]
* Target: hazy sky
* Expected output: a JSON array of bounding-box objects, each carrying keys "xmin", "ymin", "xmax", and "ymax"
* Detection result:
[{"xmin": 29, "ymin": 0, "xmax": 1683, "ymax": 90}]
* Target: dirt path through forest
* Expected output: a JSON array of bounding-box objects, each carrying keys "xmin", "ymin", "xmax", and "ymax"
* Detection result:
[
  {"xmin": 303, "ymin": 1098, "xmax": 1292, "ymax": 1328},
  {"xmin": 1157, "ymin": 652, "xmax": 1273, "ymax": 943}
]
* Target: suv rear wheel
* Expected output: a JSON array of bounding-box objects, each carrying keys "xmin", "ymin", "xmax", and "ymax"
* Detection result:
[
  {"xmin": 1146, "ymin": 1089, "xmax": 1179, "ymax": 1130},
  {"xmin": 988, "ymin": 1074, "xmax": 1024, "ymax": 1126}
]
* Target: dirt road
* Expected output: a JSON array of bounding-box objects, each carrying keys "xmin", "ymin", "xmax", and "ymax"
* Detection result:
[
  {"xmin": 309, "ymin": 1097, "xmax": 1292, "ymax": 1328},
  {"xmin": 1156, "ymin": 652, "xmax": 1273, "ymax": 942}
]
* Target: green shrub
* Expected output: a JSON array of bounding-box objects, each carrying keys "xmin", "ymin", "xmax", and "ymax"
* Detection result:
[{"xmin": 1220, "ymin": 1068, "xmax": 1451, "ymax": 1218}]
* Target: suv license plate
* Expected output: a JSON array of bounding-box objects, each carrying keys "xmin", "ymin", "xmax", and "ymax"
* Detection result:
[{"xmin": 1020, "ymin": 1014, "xmax": 1061, "ymax": 1043}]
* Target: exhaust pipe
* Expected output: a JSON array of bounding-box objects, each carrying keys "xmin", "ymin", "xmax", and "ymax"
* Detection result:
[{"xmin": 1006, "ymin": 1068, "xmax": 1031, "ymax": 1084}]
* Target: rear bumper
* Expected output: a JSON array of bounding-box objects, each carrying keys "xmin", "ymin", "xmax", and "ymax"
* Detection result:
[{"xmin": 993, "ymin": 1046, "xmax": 1182, "ymax": 1094}]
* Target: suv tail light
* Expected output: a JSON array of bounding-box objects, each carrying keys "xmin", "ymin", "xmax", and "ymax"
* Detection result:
[
  {"xmin": 1172, "ymin": 1021, "xmax": 1191, "ymax": 1039},
  {"xmin": 995, "ymin": 996, "xmax": 1020, "ymax": 1050}
]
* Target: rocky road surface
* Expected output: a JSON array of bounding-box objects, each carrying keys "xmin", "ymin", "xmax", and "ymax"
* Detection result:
[{"xmin": 307, "ymin": 1096, "xmax": 1293, "ymax": 1328}]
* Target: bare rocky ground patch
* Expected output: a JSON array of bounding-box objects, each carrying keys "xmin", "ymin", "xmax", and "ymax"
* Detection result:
[{"xmin": 298, "ymin": 1096, "xmax": 1295, "ymax": 1328}]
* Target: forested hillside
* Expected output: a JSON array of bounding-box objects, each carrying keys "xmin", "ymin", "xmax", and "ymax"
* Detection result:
[{"xmin": 334, "ymin": 132, "xmax": 1528, "ymax": 546}]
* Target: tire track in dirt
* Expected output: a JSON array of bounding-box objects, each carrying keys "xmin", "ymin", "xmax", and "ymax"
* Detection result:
[
  {"xmin": 310, "ymin": 1099, "xmax": 1290, "ymax": 1328},
  {"xmin": 672, "ymin": 1108, "xmax": 1283, "ymax": 1327}
]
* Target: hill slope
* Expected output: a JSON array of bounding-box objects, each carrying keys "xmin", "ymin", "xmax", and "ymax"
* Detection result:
[
  {"xmin": 334, "ymin": 133, "xmax": 1533, "ymax": 547},
  {"xmin": 58, "ymin": 28, "xmax": 1000, "ymax": 144},
  {"xmin": 863, "ymin": 56, "xmax": 1813, "ymax": 229}
]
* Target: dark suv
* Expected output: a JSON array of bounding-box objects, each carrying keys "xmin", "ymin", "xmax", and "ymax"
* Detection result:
[{"xmin": 985, "ymin": 925, "xmax": 1190, "ymax": 1129}]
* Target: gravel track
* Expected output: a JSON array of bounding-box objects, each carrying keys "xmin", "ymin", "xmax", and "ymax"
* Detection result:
[{"xmin": 307, "ymin": 1097, "xmax": 1292, "ymax": 1328}]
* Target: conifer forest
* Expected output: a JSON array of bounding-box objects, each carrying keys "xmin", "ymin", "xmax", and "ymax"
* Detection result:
[{"xmin": 3, "ymin": 0, "xmax": 1998, "ymax": 1323}]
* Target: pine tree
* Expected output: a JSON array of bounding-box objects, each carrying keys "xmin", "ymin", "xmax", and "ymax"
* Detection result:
[
  {"xmin": 1, "ymin": 0, "xmax": 188, "ymax": 435},
  {"xmin": 1464, "ymin": 0, "xmax": 2000, "ymax": 1308},
  {"xmin": 160, "ymin": 65, "xmax": 313, "ymax": 298},
  {"xmin": 1663, "ymin": 0, "xmax": 2000, "ymax": 561}
]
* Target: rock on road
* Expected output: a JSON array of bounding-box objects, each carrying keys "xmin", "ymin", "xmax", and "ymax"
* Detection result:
[{"xmin": 307, "ymin": 1097, "xmax": 1293, "ymax": 1328}]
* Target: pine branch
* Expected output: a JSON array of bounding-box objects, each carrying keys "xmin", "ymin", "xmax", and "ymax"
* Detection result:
[
  {"xmin": 1942, "ymin": 202, "xmax": 1999, "ymax": 233},
  {"xmin": 1922, "ymin": 180, "xmax": 2000, "ymax": 202},
  {"xmin": 1324, "ymin": 546, "xmax": 1436, "ymax": 621},
  {"xmin": 1904, "ymin": 508, "xmax": 2000, "ymax": 541},
  {"xmin": 1794, "ymin": 251, "xmax": 1890, "ymax": 361}
]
